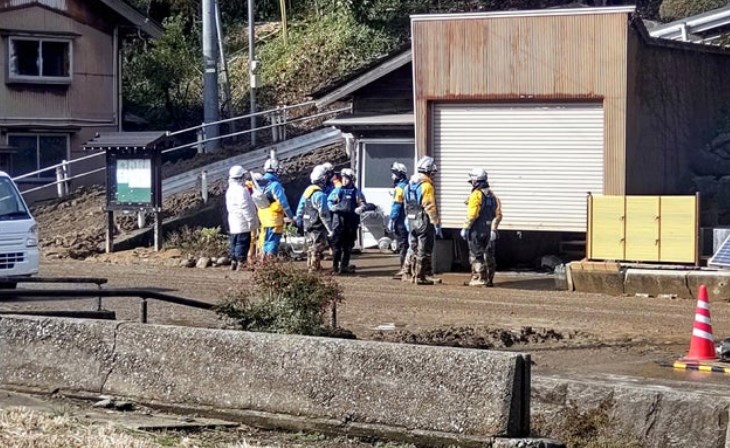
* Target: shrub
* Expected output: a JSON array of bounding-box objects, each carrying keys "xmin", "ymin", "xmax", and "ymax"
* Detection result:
[
  {"xmin": 216, "ymin": 260, "xmax": 346, "ymax": 336},
  {"xmin": 659, "ymin": 0, "xmax": 728, "ymax": 21},
  {"xmin": 165, "ymin": 226, "xmax": 228, "ymax": 258}
]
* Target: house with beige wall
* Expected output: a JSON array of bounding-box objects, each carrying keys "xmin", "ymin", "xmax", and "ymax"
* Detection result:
[{"xmin": 0, "ymin": 0, "xmax": 161, "ymax": 191}]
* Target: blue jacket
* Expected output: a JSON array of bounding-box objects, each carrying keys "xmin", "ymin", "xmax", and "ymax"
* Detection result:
[
  {"xmin": 263, "ymin": 172, "xmax": 294, "ymax": 219},
  {"xmin": 390, "ymin": 178, "xmax": 408, "ymax": 224},
  {"xmin": 327, "ymin": 184, "xmax": 365, "ymax": 215}
]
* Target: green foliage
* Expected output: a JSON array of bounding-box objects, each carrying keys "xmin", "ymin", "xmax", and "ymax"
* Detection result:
[
  {"xmin": 256, "ymin": 12, "xmax": 396, "ymax": 104},
  {"xmin": 165, "ymin": 226, "xmax": 228, "ymax": 258},
  {"xmin": 123, "ymin": 15, "xmax": 201, "ymax": 128},
  {"xmin": 216, "ymin": 260, "xmax": 345, "ymax": 336},
  {"xmin": 659, "ymin": 0, "xmax": 729, "ymax": 21}
]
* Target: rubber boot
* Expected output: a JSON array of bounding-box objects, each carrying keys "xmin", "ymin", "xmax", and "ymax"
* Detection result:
[
  {"xmin": 332, "ymin": 249, "xmax": 342, "ymax": 275},
  {"xmin": 340, "ymin": 251, "xmax": 354, "ymax": 275},
  {"xmin": 422, "ymin": 258, "xmax": 441, "ymax": 284},
  {"xmin": 401, "ymin": 254, "xmax": 414, "ymax": 282},
  {"xmin": 468, "ymin": 262, "xmax": 487, "ymax": 287},
  {"xmin": 310, "ymin": 255, "xmax": 322, "ymax": 272},
  {"xmin": 230, "ymin": 261, "xmax": 238, "ymax": 271},
  {"xmin": 486, "ymin": 267, "xmax": 495, "ymax": 287},
  {"xmin": 392, "ymin": 266, "xmax": 406, "ymax": 280},
  {"xmin": 414, "ymin": 259, "xmax": 434, "ymax": 285}
]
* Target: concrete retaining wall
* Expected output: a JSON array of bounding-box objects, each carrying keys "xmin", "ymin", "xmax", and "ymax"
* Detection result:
[
  {"xmin": 570, "ymin": 267, "xmax": 730, "ymax": 301},
  {"xmin": 533, "ymin": 374, "xmax": 730, "ymax": 448},
  {"xmin": 0, "ymin": 316, "xmax": 531, "ymax": 438}
]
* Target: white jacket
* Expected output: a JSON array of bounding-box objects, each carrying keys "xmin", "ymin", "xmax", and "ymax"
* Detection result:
[{"xmin": 226, "ymin": 180, "xmax": 259, "ymax": 234}]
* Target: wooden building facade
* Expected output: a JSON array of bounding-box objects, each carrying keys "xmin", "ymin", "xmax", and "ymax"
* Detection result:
[
  {"xmin": 0, "ymin": 0, "xmax": 161, "ymax": 192},
  {"xmin": 412, "ymin": 6, "xmax": 730, "ymax": 232}
]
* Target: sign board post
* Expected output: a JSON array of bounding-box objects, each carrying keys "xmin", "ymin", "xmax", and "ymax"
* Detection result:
[
  {"xmin": 83, "ymin": 133, "xmax": 168, "ymax": 253},
  {"xmin": 104, "ymin": 146, "xmax": 163, "ymax": 252}
]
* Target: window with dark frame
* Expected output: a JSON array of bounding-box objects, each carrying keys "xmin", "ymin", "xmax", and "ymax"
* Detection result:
[
  {"xmin": 363, "ymin": 143, "xmax": 415, "ymax": 189},
  {"xmin": 6, "ymin": 135, "xmax": 68, "ymax": 179},
  {"xmin": 8, "ymin": 37, "xmax": 71, "ymax": 82}
]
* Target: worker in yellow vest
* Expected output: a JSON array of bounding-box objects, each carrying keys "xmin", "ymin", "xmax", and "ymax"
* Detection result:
[{"xmin": 460, "ymin": 168, "xmax": 503, "ymax": 287}]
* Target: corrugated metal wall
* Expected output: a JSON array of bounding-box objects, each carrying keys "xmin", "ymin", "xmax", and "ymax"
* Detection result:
[
  {"xmin": 412, "ymin": 12, "xmax": 629, "ymax": 195},
  {"xmin": 0, "ymin": 1, "xmax": 115, "ymax": 125},
  {"xmin": 625, "ymin": 27, "xmax": 730, "ymax": 198}
]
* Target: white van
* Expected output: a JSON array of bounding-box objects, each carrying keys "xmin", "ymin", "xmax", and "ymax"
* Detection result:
[{"xmin": 0, "ymin": 171, "xmax": 39, "ymax": 288}]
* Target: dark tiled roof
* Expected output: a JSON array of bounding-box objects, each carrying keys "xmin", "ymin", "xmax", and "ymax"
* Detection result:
[{"xmin": 83, "ymin": 131, "xmax": 168, "ymax": 150}]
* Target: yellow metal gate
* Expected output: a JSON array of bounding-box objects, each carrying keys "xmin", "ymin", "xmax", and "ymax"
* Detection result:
[{"xmin": 587, "ymin": 195, "xmax": 699, "ymax": 264}]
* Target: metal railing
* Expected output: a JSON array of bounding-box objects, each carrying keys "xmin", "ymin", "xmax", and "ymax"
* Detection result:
[
  {"xmin": 0, "ymin": 275, "xmax": 215, "ymax": 324},
  {"xmin": 12, "ymin": 101, "xmax": 348, "ymax": 198}
]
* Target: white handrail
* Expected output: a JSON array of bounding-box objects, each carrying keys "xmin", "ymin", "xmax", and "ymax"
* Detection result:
[
  {"xmin": 16, "ymin": 103, "xmax": 349, "ymax": 196},
  {"xmin": 166, "ymin": 101, "xmax": 316, "ymax": 137},
  {"xmin": 161, "ymin": 106, "xmax": 350, "ymax": 154},
  {"xmin": 20, "ymin": 167, "xmax": 106, "ymax": 195}
]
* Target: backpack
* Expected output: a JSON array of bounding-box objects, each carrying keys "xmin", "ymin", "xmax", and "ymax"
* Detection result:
[{"xmin": 250, "ymin": 176, "xmax": 273, "ymax": 209}]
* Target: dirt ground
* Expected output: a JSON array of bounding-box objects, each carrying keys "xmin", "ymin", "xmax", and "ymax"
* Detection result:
[
  {"xmin": 0, "ymin": 389, "xmax": 412, "ymax": 448},
  {"xmin": 4, "ymin": 251, "xmax": 727, "ymax": 384}
]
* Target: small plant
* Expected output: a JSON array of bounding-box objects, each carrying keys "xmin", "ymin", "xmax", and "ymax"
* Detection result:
[
  {"xmin": 165, "ymin": 225, "xmax": 228, "ymax": 258},
  {"xmin": 216, "ymin": 259, "xmax": 346, "ymax": 337},
  {"xmin": 199, "ymin": 226, "xmax": 222, "ymax": 243}
]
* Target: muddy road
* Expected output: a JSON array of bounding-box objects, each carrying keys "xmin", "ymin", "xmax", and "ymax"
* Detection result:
[{"xmin": 5, "ymin": 252, "xmax": 729, "ymax": 383}]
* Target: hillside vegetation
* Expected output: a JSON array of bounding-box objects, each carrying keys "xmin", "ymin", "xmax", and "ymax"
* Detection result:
[{"xmin": 123, "ymin": 0, "xmax": 717, "ymax": 130}]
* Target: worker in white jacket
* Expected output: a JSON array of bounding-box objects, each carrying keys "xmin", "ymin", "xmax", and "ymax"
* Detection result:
[{"xmin": 226, "ymin": 165, "xmax": 259, "ymax": 270}]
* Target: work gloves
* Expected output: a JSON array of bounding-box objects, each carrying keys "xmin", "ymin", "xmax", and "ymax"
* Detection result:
[
  {"xmin": 460, "ymin": 228, "xmax": 469, "ymax": 240},
  {"xmin": 435, "ymin": 225, "xmax": 443, "ymax": 239},
  {"xmin": 491, "ymin": 230, "xmax": 498, "ymax": 242}
]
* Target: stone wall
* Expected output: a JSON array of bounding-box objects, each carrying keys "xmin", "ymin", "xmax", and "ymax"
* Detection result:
[{"xmin": 0, "ymin": 315, "xmax": 531, "ymax": 438}]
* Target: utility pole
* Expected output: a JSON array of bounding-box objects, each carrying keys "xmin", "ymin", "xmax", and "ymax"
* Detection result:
[
  {"xmin": 202, "ymin": 0, "xmax": 220, "ymax": 151},
  {"xmin": 215, "ymin": 0, "xmax": 233, "ymax": 129},
  {"xmin": 248, "ymin": 0, "xmax": 257, "ymax": 147}
]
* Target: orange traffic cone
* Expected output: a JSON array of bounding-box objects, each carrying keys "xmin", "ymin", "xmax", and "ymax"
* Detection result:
[{"xmin": 684, "ymin": 284, "xmax": 717, "ymax": 361}]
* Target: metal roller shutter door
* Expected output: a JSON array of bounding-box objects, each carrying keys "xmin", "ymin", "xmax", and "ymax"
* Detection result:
[{"xmin": 432, "ymin": 103, "xmax": 604, "ymax": 232}]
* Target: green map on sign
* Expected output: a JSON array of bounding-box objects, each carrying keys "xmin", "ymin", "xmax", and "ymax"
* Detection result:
[{"xmin": 116, "ymin": 159, "xmax": 151, "ymax": 203}]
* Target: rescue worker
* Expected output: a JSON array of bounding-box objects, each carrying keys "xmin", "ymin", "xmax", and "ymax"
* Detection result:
[
  {"xmin": 225, "ymin": 165, "xmax": 259, "ymax": 271},
  {"xmin": 402, "ymin": 156, "xmax": 442, "ymax": 285},
  {"xmin": 321, "ymin": 162, "xmax": 338, "ymax": 195},
  {"xmin": 389, "ymin": 162, "xmax": 409, "ymax": 279},
  {"xmin": 460, "ymin": 168, "xmax": 502, "ymax": 287},
  {"xmin": 327, "ymin": 168, "xmax": 366, "ymax": 275},
  {"xmin": 321, "ymin": 162, "xmax": 339, "ymax": 260},
  {"xmin": 250, "ymin": 172, "xmax": 266, "ymax": 260},
  {"xmin": 258, "ymin": 159, "xmax": 295, "ymax": 258},
  {"xmin": 296, "ymin": 165, "xmax": 334, "ymax": 272},
  {"xmin": 244, "ymin": 173, "xmax": 259, "ymax": 261}
]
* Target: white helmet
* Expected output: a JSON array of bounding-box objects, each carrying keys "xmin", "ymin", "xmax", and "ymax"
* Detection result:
[
  {"xmin": 468, "ymin": 168, "xmax": 488, "ymax": 183},
  {"xmin": 341, "ymin": 168, "xmax": 355, "ymax": 181},
  {"xmin": 251, "ymin": 172, "xmax": 263, "ymax": 181},
  {"xmin": 416, "ymin": 156, "xmax": 437, "ymax": 174},
  {"xmin": 391, "ymin": 162, "xmax": 408, "ymax": 177},
  {"xmin": 310, "ymin": 165, "xmax": 328, "ymax": 184},
  {"xmin": 264, "ymin": 158, "xmax": 279, "ymax": 173},
  {"xmin": 322, "ymin": 162, "xmax": 334, "ymax": 174},
  {"xmin": 229, "ymin": 165, "xmax": 246, "ymax": 179}
]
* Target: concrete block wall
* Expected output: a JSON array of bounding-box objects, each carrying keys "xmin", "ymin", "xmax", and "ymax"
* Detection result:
[
  {"xmin": 0, "ymin": 315, "xmax": 531, "ymax": 439},
  {"xmin": 533, "ymin": 374, "xmax": 730, "ymax": 448}
]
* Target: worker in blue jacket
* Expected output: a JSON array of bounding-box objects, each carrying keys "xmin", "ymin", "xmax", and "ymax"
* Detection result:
[
  {"xmin": 389, "ymin": 162, "xmax": 409, "ymax": 279},
  {"xmin": 258, "ymin": 158, "xmax": 294, "ymax": 257},
  {"xmin": 327, "ymin": 168, "xmax": 366, "ymax": 275}
]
